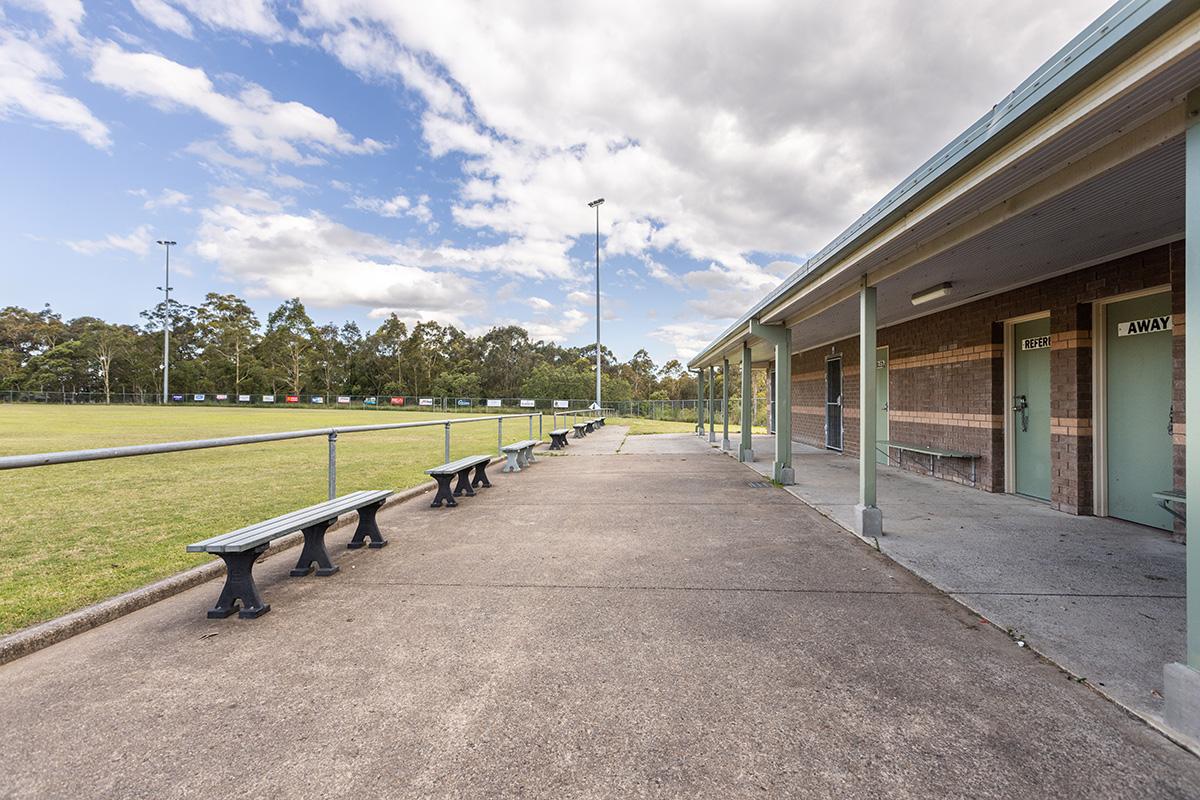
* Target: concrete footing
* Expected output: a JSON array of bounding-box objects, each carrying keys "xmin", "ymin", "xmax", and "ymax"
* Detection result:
[
  {"xmin": 1164, "ymin": 662, "xmax": 1200, "ymax": 749},
  {"xmin": 854, "ymin": 504, "xmax": 883, "ymax": 538},
  {"xmin": 778, "ymin": 466, "xmax": 795, "ymax": 485},
  {"xmin": 721, "ymin": 437, "xmax": 731, "ymax": 450},
  {"xmin": 740, "ymin": 447, "xmax": 755, "ymax": 463}
]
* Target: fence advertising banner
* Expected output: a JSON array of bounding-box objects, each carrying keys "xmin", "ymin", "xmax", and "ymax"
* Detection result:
[
  {"xmin": 364, "ymin": 396, "xmax": 378, "ymax": 405},
  {"xmin": 390, "ymin": 397, "xmax": 405, "ymax": 406},
  {"xmin": 419, "ymin": 398, "xmax": 434, "ymax": 406},
  {"xmin": 286, "ymin": 395, "xmax": 299, "ymax": 403},
  {"xmin": 553, "ymin": 399, "xmax": 569, "ymax": 408},
  {"xmin": 337, "ymin": 396, "xmax": 351, "ymax": 404},
  {"xmin": 262, "ymin": 395, "xmax": 275, "ymax": 403},
  {"xmin": 238, "ymin": 394, "xmax": 251, "ymax": 402},
  {"xmin": 519, "ymin": 399, "xmax": 535, "ymax": 408},
  {"xmin": 311, "ymin": 396, "xmax": 324, "ymax": 404},
  {"xmin": 171, "ymin": 394, "xmax": 184, "ymax": 402},
  {"xmin": 456, "ymin": 398, "xmax": 471, "ymax": 406},
  {"xmin": 486, "ymin": 399, "xmax": 502, "ymax": 407},
  {"xmin": 193, "ymin": 394, "xmax": 206, "ymax": 401},
  {"xmin": 216, "ymin": 394, "xmax": 228, "ymax": 401}
]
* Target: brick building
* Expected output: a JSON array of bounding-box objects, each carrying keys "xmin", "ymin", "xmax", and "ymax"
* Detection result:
[{"xmin": 687, "ymin": 1, "xmax": 1200, "ymax": 746}]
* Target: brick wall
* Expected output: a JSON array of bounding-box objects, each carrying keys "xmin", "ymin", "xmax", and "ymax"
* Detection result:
[{"xmin": 788, "ymin": 241, "xmax": 1179, "ymax": 513}]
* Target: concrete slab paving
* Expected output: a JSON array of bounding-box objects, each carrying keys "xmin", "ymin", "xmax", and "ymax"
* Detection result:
[
  {"xmin": 2, "ymin": 424, "xmax": 1198, "ymax": 798},
  {"xmin": 667, "ymin": 430, "xmax": 1188, "ymax": 738}
]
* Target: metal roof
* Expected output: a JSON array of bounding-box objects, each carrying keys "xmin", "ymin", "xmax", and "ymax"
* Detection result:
[{"xmin": 688, "ymin": 0, "xmax": 1195, "ymax": 369}]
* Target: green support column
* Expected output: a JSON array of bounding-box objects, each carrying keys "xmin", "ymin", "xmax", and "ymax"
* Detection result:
[
  {"xmin": 750, "ymin": 319, "xmax": 793, "ymax": 484},
  {"xmin": 696, "ymin": 369, "xmax": 705, "ymax": 436},
  {"xmin": 740, "ymin": 344, "xmax": 754, "ymax": 462},
  {"xmin": 721, "ymin": 357, "xmax": 731, "ymax": 451},
  {"xmin": 1165, "ymin": 89, "xmax": 1200, "ymax": 742},
  {"xmin": 856, "ymin": 279, "xmax": 883, "ymax": 537},
  {"xmin": 700, "ymin": 367, "xmax": 710, "ymax": 443}
]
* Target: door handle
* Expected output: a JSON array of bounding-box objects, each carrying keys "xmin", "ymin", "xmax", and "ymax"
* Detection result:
[{"xmin": 1013, "ymin": 395, "xmax": 1028, "ymax": 433}]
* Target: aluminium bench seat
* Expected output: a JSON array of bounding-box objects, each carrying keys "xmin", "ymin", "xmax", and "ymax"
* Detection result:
[
  {"xmin": 187, "ymin": 489, "xmax": 392, "ymax": 619},
  {"xmin": 501, "ymin": 439, "xmax": 541, "ymax": 472},
  {"xmin": 1153, "ymin": 489, "xmax": 1186, "ymax": 523},
  {"xmin": 425, "ymin": 454, "xmax": 492, "ymax": 507},
  {"xmin": 879, "ymin": 440, "xmax": 981, "ymax": 484},
  {"xmin": 548, "ymin": 428, "xmax": 571, "ymax": 450}
]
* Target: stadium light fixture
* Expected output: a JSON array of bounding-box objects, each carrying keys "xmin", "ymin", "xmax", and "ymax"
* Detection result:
[{"xmin": 156, "ymin": 240, "xmax": 176, "ymax": 404}]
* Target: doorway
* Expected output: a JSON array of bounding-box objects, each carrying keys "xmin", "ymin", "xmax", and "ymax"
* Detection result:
[
  {"xmin": 826, "ymin": 356, "xmax": 843, "ymax": 451},
  {"xmin": 1100, "ymin": 290, "xmax": 1173, "ymax": 530},
  {"xmin": 875, "ymin": 347, "xmax": 889, "ymax": 464},
  {"xmin": 1010, "ymin": 316, "xmax": 1051, "ymax": 501}
]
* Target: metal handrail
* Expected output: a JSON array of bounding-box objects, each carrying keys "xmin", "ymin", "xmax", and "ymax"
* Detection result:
[{"xmin": 0, "ymin": 412, "xmax": 543, "ymax": 500}]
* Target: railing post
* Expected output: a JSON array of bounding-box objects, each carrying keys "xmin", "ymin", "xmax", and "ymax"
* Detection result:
[
  {"xmin": 327, "ymin": 431, "xmax": 337, "ymax": 500},
  {"xmin": 498, "ymin": 416, "xmax": 503, "ymax": 453},
  {"xmin": 444, "ymin": 422, "xmax": 451, "ymax": 463},
  {"xmin": 538, "ymin": 413, "xmax": 542, "ymax": 438}
]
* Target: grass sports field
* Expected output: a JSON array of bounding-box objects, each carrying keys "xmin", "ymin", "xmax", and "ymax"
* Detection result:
[{"xmin": 0, "ymin": 405, "xmax": 700, "ymax": 634}]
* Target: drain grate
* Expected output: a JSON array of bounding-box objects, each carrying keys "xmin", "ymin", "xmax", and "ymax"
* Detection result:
[{"xmin": 747, "ymin": 481, "xmax": 770, "ymax": 488}]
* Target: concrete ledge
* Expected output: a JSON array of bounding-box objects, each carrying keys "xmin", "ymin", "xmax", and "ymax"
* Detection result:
[
  {"xmin": 854, "ymin": 504, "xmax": 883, "ymax": 538},
  {"xmin": 1164, "ymin": 662, "xmax": 1200, "ymax": 751},
  {"xmin": 0, "ymin": 477, "xmax": 447, "ymax": 666}
]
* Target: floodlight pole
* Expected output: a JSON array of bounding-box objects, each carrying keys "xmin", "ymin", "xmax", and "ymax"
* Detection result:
[
  {"xmin": 156, "ymin": 240, "xmax": 176, "ymax": 404},
  {"xmin": 588, "ymin": 197, "xmax": 605, "ymax": 410}
]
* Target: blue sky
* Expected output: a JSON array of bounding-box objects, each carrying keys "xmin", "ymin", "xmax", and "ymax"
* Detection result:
[{"xmin": 0, "ymin": 0, "xmax": 1108, "ymax": 364}]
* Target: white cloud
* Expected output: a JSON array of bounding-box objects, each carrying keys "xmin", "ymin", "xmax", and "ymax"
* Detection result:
[
  {"xmin": 0, "ymin": 30, "xmax": 110, "ymax": 148},
  {"xmin": 8, "ymin": 0, "xmax": 85, "ymax": 41},
  {"xmin": 138, "ymin": 187, "xmax": 190, "ymax": 210},
  {"xmin": 67, "ymin": 224, "xmax": 153, "ymax": 256},
  {"xmin": 161, "ymin": 0, "xmax": 292, "ymax": 42},
  {"xmin": 129, "ymin": 0, "xmax": 193, "ymax": 38},
  {"xmin": 350, "ymin": 192, "xmax": 411, "ymax": 217},
  {"xmin": 523, "ymin": 308, "xmax": 588, "ymax": 343},
  {"xmin": 648, "ymin": 320, "xmax": 729, "ymax": 360},
  {"xmin": 525, "ymin": 296, "xmax": 552, "ymax": 311},
  {"xmin": 90, "ymin": 42, "xmax": 384, "ymax": 164}
]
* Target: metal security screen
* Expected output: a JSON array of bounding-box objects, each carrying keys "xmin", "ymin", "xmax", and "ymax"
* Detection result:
[{"xmin": 826, "ymin": 357, "xmax": 843, "ymax": 451}]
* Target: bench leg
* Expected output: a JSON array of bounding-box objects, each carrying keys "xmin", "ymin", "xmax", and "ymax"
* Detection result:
[
  {"xmin": 431, "ymin": 474, "xmax": 457, "ymax": 507},
  {"xmin": 516, "ymin": 447, "xmax": 530, "ymax": 469},
  {"xmin": 347, "ymin": 500, "xmax": 388, "ymax": 549},
  {"xmin": 290, "ymin": 519, "xmax": 340, "ymax": 577},
  {"xmin": 525, "ymin": 445, "xmax": 537, "ymax": 464},
  {"xmin": 453, "ymin": 466, "xmax": 476, "ymax": 496},
  {"xmin": 208, "ymin": 545, "xmax": 270, "ymax": 619},
  {"xmin": 502, "ymin": 450, "xmax": 521, "ymax": 473},
  {"xmin": 549, "ymin": 435, "xmax": 563, "ymax": 451},
  {"xmin": 471, "ymin": 461, "xmax": 491, "ymax": 488}
]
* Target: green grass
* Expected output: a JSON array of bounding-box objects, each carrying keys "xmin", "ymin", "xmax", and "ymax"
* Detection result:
[{"xmin": 0, "ymin": 404, "xmax": 559, "ymax": 634}]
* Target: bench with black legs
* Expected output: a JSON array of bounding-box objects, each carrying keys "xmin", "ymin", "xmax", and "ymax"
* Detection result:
[
  {"xmin": 595, "ymin": 416, "xmax": 606, "ymax": 428},
  {"xmin": 573, "ymin": 422, "xmax": 589, "ymax": 439},
  {"xmin": 186, "ymin": 489, "xmax": 393, "ymax": 620},
  {"xmin": 501, "ymin": 439, "xmax": 541, "ymax": 472},
  {"xmin": 548, "ymin": 428, "xmax": 571, "ymax": 450},
  {"xmin": 425, "ymin": 454, "xmax": 492, "ymax": 507},
  {"xmin": 584, "ymin": 419, "xmax": 597, "ymax": 434}
]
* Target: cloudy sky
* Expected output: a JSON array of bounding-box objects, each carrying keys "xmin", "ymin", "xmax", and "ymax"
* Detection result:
[{"xmin": 1, "ymin": 0, "xmax": 1109, "ymax": 363}]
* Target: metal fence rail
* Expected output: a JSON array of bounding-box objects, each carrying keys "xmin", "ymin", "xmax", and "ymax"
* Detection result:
[{"xmin": 0, "ymin": 412, "xmax": 542, "ymax": 501}]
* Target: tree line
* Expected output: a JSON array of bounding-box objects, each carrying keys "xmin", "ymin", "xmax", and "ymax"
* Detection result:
[{"xmin": 0, "ymin": 295, "xmax": 714, "ymax": 403}]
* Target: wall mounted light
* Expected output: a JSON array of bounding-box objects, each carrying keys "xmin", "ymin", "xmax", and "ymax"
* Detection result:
[{"xmin": 911, "ymin": 281, "xmax": 953, "ymax": 306}]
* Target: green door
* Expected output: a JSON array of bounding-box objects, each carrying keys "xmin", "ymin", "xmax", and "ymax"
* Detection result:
[
  {"xmin": 876, "ymin": 347, "xmax": 889, "ymax": 465},
  {"xmin": 1012, "ymin": 318, "xmax": 1051, "ymax": 501},
  {"xmin": 1106, "ymin": 293, "xmax": 1173, "ymax": 530}
]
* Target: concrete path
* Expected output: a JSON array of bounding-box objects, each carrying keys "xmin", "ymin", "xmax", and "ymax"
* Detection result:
[
  {"xmin": 2, "ymin": 425, "xmax": 1198, "ymax": 798},
  {"xmin": 666, "ymin": 431, "xmax": 1188, "ymax": 742}
]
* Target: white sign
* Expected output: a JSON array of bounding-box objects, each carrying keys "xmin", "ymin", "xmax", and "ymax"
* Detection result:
[
  {"xmin": 553, "ymin": 399, "xmax": 569, "ymax": 409},
  {"xmin": 486, "ymin": 399, "xmax": 502, "ymax": 407},
  {"xmin": 216, "ymin": 394, "xmax": 228, "ymax": 401},
  {"xmin": 419, "ymin": 397, "xmax": 434, "ymax": 406},
  {"xmin": 519, "ymin": 399, "xmax": 535, "ymax": 408},
  {"xmin": 337, "ymin": 396, "xmax": 351, "ymax": 404},
  {"xmin": 193, "ymin": 393, "xmax": 206, "ymax": 401},
  {"xmin": 262, "ymin": 394, "xmax": 275, "ymax": 403},
  {"xmin": 311, "ymin": 396, "xmax": 324, "ymax": 404},
  {"xmin": 1117, "ymin": 315, "xmax": 1172, "ymax": 337},
  {"xmin": 238, "ymin": 394, "xmax": 251, "ymax": 402},
  {"xmin": 1021, "ymin": 336, "xmax": 1050, "ymax": 351}
]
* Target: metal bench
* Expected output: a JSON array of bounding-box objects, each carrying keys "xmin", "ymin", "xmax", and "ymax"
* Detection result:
[
  {"xmin": 879, "ymin": 440, "xmax": 981, "ymax": 484},
  {"xmin": 584, "ymin": 420, "xmax": 596, "ymax": 434},
  {"xmin": 187, "ymin": 489, "xmax": 392, "ymax": 619},
  {"xmin": 548, "ymin": 428, "xmax": 571, "ymax": 450},
  {"xmin": 573, "ymin": 422, "xmax": 588, "ymax": 439},
  {"xmin": 501, "ymin": 439, "xmax": 541, "ymax": 472},
  {"xmin": 595, "ymin": 416, "xmax": 606, "ymax": 428},
  {"xmin": 425, "ymin": 454, "xmax": 492, "ymax": 507},
  {"xmin": 1154, "ymin": 489, "xmax": 1186, "ymax": 523}
]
